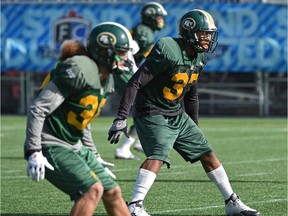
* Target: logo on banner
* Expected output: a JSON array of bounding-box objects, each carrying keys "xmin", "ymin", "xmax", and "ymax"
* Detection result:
[{"xmin": 39, "ymin": 10, "xmax": 91, "ymax": 59}]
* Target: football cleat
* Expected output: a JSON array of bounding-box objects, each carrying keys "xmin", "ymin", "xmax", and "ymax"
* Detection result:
[
  {"xmin": 128, "ymin": 200, "xmax": 150, "ymax": 216},
  {"xmin": 115, "ymin": 148, "xmax": 140, "ymax": 160},
  {"xmin": 133, "ymin": 139, "xmax": 144, "ymax": 152},
  {"xmin": 225, "ymin": 193, "xmax": 260, "ymax": 216}
]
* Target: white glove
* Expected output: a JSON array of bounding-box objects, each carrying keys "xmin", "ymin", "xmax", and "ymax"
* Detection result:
[
  {"xmin": 26, "ymin": 151, "xmax": 54, "ymax": 182},
  {"xmin": 95, "ymin": 153, "xmax": 115, "ymax": 167},
  {"xmin": 95, "ymin": 153, "xmax": 116, "ymax": 179},
  {"xmin": 104, "ymin": 167, "xmax": 117, "ymax": 180}
]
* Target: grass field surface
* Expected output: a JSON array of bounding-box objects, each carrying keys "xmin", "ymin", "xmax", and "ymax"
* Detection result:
[{"xmin": 1, "ymin": 115, "xmax": 287, "ymax": 216}]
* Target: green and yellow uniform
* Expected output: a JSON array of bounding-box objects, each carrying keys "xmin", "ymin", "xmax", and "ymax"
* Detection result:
[
  {"xmin": 24, "ymin": 55, "xmax": 116, "ymax": 200},
  {"xmin": 135, "ymin": 37, "xmax": 203, "ymax": 114},
  {"xmin": 131, "ymin": 24, "xmax": 155, "ymax": 66},
  {"xmin": 117, "ymin": 37, "xmax": 213, "ymax": 167},
  {"xmin": 41, "ymin": 56, "xmax": 114, "ymax": 143}
]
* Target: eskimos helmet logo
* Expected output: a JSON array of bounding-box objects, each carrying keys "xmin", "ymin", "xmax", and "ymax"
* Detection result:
[
  {"xmin": 97, "ymin": 32, "xmax": 117, "ymax": 48},
  {"xmin": 182, "ymin": 18, "xmax": 196, "ymax": 30}
]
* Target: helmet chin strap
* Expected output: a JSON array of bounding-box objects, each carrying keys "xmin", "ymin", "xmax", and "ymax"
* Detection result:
[
  {"xmin": 112, "ymin": 54, "xmax": 133, "ymax": 75},
  {"xmin": 189, "ymin": 33, "xmax": 206, "ymax": 53}
]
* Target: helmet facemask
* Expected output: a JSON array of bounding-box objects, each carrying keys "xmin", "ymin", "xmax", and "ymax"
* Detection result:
[
  {"xmin": 112, "ymin": 49, "xmax": 133, "ymax": 75},
  {"xmin": 188, "ymin": 30, "xmax": 218, "ymax": 53}
]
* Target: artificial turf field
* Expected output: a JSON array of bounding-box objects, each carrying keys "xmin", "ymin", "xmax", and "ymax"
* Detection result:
[{"xmin": 1, "ymin": 115, "xmax": 287, "ymax": 216}]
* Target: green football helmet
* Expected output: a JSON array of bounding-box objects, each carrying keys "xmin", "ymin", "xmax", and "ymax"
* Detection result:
[
  {"xmin": 141, "ymin": 2, "xmax": 168, "ymax": 31},
  {"xmin": 87, "ymin": 22, "xmax": 133, "ymax": 68},
  {"xmin": 179, "ymin": 9, "xmax": 218, "ymax": 53}
]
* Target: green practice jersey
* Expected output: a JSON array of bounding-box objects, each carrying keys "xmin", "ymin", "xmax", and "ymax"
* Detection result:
[
  {"xmin": 135, "ymin": 37, "xmax": 205, "ymax": 115},
  {"xmin": 113, "ymin": 71, "xmax": 133, "ymax": 94},
  {"xmin": 131, "ymin": 24, "xmax": 155, "ymax": 64},
  {"xmin": 41, "ymin": 55, "xmax": 114, "ymax": 144}
]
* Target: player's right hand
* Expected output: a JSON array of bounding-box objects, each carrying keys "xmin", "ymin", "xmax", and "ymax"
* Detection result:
[
  {"xmin": 108, "ymin": 116, "xmax": 129, "ymax": 144},
  {"xmin": 95, "ymin": 153, "xmax": 115, "ymax": 167},
  {"xmin": 104, "ymin": 167, "xmax": 117, "ymax": 179},
  {"xmin": 26, "ymin": 151, "xmax": 54, "ymax": 182}
]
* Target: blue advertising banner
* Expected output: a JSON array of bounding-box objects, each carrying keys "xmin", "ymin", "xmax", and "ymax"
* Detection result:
[{"xmin": 1, "ymin": 3, "xmax": 287, "ymax": 73}]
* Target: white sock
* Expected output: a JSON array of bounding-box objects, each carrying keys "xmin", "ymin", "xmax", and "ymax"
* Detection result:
[
  {"xmin": 117, "ymin": 136, "xmax": 135, "ymax": 151},
  {"xmin": 131, "ymin": 168, "xmax": 157, "ymax": 202},
  {"xmin": 206, "ymin": 165, "xmax": 233, "ymax": 201}
]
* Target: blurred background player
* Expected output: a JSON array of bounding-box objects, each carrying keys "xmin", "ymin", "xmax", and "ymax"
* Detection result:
[
  {"xmin": 108, "ymin": 9, "xmax": 260, "ymax": 216},
  {"xmin": 114, "ymin": 1, "xmax": 168, "ymax": 160},
  {"xmin": 112, "ymin": 40, "xmax": 141, "ymax": 160},
  {"xmin": 24, "ymin": 22, "xmax": 137, "ymax": 216},
  {"xmin": 131, "ymin": 1, "xmax": 168, "ymax": 67}
]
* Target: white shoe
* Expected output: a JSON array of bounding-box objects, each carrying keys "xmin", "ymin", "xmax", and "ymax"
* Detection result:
[
  {"xmin": 115, "ymin": 148, "xmax": 140, "ymax": 160},
  {"xmin": 128, "ymin": 200, "xmax": 150, "ymax": 216},
  {"xmin": 225, "ymin": 193, "xmax": 260, "ymax": 216},
  {"xmin": 133, "ymin": 139, "xmax": 144, "ymax": 152}
]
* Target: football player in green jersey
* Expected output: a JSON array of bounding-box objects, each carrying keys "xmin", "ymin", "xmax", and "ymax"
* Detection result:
[
  {"xmin": 115, "ymin": 1, "xmax": 168, "ymax": 160},
  {"xmin": 131, "ymin": 1, "xmax": 167, "ymax": 66},
  {"xmin": 112, "ymin": 41, "xmax": 142, "ymax": 160},
  {"xmin": 24, "ymin": 22, "xmax": 134, "ymax": 216},
  {"xmin": 108, "ymin": 9, "xmax": 260, "ymax": 216}
]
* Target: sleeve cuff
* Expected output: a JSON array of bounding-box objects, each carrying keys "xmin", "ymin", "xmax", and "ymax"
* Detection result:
[{"xmin": 24, "ymin": 149, "xmax": 41, "ymax": 160}]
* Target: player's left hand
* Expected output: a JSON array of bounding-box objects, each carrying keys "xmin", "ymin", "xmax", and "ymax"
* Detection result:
[
  {"xmin": 108, "ymin": 116, "xmax": 129, "ymax": 144},
  {"xmin": 26, "ymin": 151, "xmax": 54, "ymax": 182}
]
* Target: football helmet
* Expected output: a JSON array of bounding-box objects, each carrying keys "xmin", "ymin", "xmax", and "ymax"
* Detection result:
[
  {"xmin": 141, "ymin": 2, "xmax": 168, "ymax": 31},
  {"xmin": 87, "ymin": 22, "xmax": 134, "ymax": 68},
  {"xmin": 179, "ymin": 9, "xmax": 218, "ymax": 53}
]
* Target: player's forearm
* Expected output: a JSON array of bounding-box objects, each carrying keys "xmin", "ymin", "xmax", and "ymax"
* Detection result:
[
  {"xmin": 81, "ymin": 124, "xmax": 98, "ymax": 154},
  {"xmin": 117, "ymin": 62, "xmax": 155, "ymax": 118},
  {"xmin": 117, "ymin": 82, "xmax": 138, "ymax": 118},
  {"xmin": 24, "ymin": 82, "xmax": 65, "ymax": 156},
  {"xmin": 186, "ymin": 96, "xmax": 199, "ymax": 125},
  {"xmin": 184, "ymin": 84, "xmax": 199, "ymax": 125}
]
